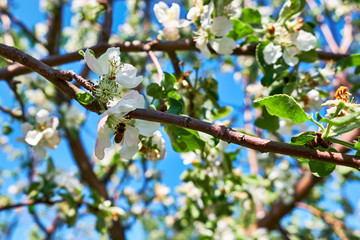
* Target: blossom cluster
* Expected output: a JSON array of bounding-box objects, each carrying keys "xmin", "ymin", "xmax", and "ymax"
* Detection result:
[
  {"xmin": 84, "ymin": 47, "xmax": 164, "ymax": 161},
  {"xmin": 263, "ymin": 19, "xmax": 317, "ymax": 66},
  {"xmin": 153, "ymin": 1, "xmax": 237, "ymax": 58}
]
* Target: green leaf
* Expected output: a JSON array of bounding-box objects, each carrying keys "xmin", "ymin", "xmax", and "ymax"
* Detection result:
[
  {"xmin": 227, "ymin": 19, "xmax": 254, "ymax": 41},
  {"xmin": 278, "ymin": 0, "xmax": 306, "ymax": 23},
  {"xmin": 336, "ymin": 53, "xmax": 360, "ymax": 72},
  {"xmin": 254, "ymin": 94, "xmax": 309, "ymax": 123},
  {"xmin": 297, "ymin": 49, "xmax": 319, "ymax": 63},
  {"xmin": 212, "ymin": 106, "xmax": 232, "ymax": 119},
  {"xmin": 256, "ymin": 41, "xmax": 289, "ymax": 86},
  {"xmin": 241, "ymin": 34, "xmax": 259, "ymax": 46},
  {"xmin": 254, "ymin": 107, "xmax": 280, "ymax": 131},
  {"xmin": 146, "ymin": 83, "xmax": 162, "ymax": 99},
  {"xmin": 47, "ymin": 157, "xmax": 55, "ymax": 174},
  {"xmin": 291, "ymin": 131, "xmax": 316, "ymax": 145},
  {"xmin": 78, "ymin": 50, "xmax": 85, "ymax": 58},
  {"xmin": 309, "ymin": 160, "xmax": 335, "ymax": 177},
  {"xmin": 240, "ymin": 8, "xmax": 262, "ymax": 24},
  {"xmin": 320, "ymin": 111, "xmax": 360, "ymax": 126},
  {"xmin": 164, "ymin": 126, "xmax": 205, "ymax": 152},
  {"xmin": 162, "ymin": 72, "xmax": 177, "ymax": 94},
  {"xmin": 198, "ymin": 132, "xmax": 219, "ymax": 147},
  {"xmin": 329, "ymin": 120, "xmax": 360, "ymax": 137},
  {"xmin": 167, "ymin": 97, "xmax": 183, "ymax": 115},
  {"xmin": 76, "ymin": 92, "xmax": 94, "ymax": 105}
]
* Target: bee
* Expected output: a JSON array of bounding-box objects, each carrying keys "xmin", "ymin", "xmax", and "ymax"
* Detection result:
[{"xmin": 114, "ymin": 123, "xmax": 126, "ymax": 144}]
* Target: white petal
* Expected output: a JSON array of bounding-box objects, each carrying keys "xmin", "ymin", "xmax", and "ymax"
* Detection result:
[
  {"xmin": 109, "ymin": 90, "xmax": 145, "ymax": 116},
  {"xmin": 98, "ymin": 47, "xmax": 121, "ymax": 74},
  {"xmin": 263, "ymin": 42, "xmax": 283, "ymax": 65},
  {"xmin": 25, "ymin": 130, "xmax": 45, "ymax": 146},
  {"xmin": 36, "ymin": 109, "xmax": 50, "ymax": 124},
  {"xmin": 21, "ymin": 122, "xmax": 34, "ymax": 135},
  {"xmin": 43, "ymin": 129, "xmax": 61, "ymax": 149},
  {"xmin": 119, "ymin": 143, "xmax": 138, "ymax": 160},
  {"xmin": 124, "ymin": 126, "xmax": 140, "ymax": 146},
  {"xmin": 50, "ymin": 117, "xmax": 59, "ymax": 129},
  {"xmin": 292, "ymin": 30, "xmax": 317, "ymax": 51},
  {"xmin": 283, "ymin": 46, "xmax": 300, "ymax": 66},
  {"xmin": 135, "ymin": 119, "xmax": 160, "ymax": 137},
  {"xmin": 210, "ymin": 37, "xmax": 237, "ymax": 55},
  {"xmin": 210, "ymin": 16, "xmax": 233, "ymax": 37},
  {"xmin": 116, "ymin": 63, "xmax": 143, "ymax": 88},
  {"xmin": 169, "ymin": 3, "xmax": 180, "ymax": 20},
  {"xmin": 84, "ymin": 49, "xmax": 104, "ymax": 76},
  {"xmin": 187, "ymin": 7, "xmax": 200, "ymax": 22},
  {"xmin": 95, "ymin": 136, "xmax": 112, "ymax": 160},
  {"xmin": 154, "ymin": 2, "xmax": 169, "ymax": 23},
  {"xmin": 178, "ymin": 19, "xmax": 191, "ymax": 28}
]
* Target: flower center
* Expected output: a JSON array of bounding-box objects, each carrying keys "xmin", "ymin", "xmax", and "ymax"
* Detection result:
[{"xmin": 93, "ymin": 78, "xmax": 120, "ymax": 103}]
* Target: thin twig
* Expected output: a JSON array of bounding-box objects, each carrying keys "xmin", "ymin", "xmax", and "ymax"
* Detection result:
[{"xmin": 296, "ymin": 202, "xmax": 349, "ymax": 240}]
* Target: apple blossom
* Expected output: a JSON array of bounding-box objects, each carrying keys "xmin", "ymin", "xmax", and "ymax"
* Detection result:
[
  {"xmin": 191, "ymin": 3, "xmax": 237, "ymax": 58},
  {"xmin": 140, "ymin": 131, "xmax": 166, "ymax": 162},
  {"xmin": 263, "ymin": 24, "xmax": 317, "ymax": 66},
  {"xmin": 153, "ymin": 2, "xmax": 190, "ymax": 41},
  {"xmin": 94, "ymin": 90, "xmax": 160, "ymax": 160},
  {"xmin": 18, "ymin": 109, "xmax": 61, "ymax": 158},
  {"xmin": 84, "ymin": 47, "xmax": 143, "ymax": 102}
]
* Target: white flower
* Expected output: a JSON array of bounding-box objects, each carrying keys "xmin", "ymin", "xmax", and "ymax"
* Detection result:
[
  {"xmin": 214, "ymin": 219, "xmax": 235, "ymax": 240},
  {"xmin": 291, "ymin": 30, "xmax": 317, "ymax": 51},
  {"xmin": 154, "ymin": 2, "xmax": 190, "ymax": 41},
  {"xmin": 192, "ymin": 4, "xmax": 237, "ymax": 58},
  {"xmin": 95, "ymin": 90, "xmax": 160, "ymax": 160},
  {"xmin": 18, "ymin": 109, "xmax": 60, "ymax": 158},
  {"xmin": 304, "ymin": 89, "xmax": 323, "ymax": 111},
  {"xmin": 153, "ymin": 183, "xmax": 171, "ymax": 203},
  {"xmin": 54, "ymin": 170, "xmax": 81, "ymax": 193},
  {"xmin": 263, "ymin": 42, "xmax": 282, "ymax": 65},
  {"xmin": 180, "ymin": 151, "xmax": 201, "ymax": 165},
  {"xmin": 283, "ymin": 46, "xmax": 300, "ymax": 66},
  {"xmin": 60, "ymin": 103, "xmax": 86, "ymax": 130},
  {"xmin": 263, "ymin": 24, "xmax": 317, "ymax": 66},
  {"xmin": 141, "ymin": 131, "xmax": 166, "ymax": 162},
  {"xmin": 84, "ymin": 47, "xmax": 143, "ymax": 89}
]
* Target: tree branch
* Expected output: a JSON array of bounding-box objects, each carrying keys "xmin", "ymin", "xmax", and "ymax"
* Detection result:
[
  {"xmin": 0, "ymin": 40, "xmax": 349, "ymax": 80},
  {"xmin": 130, "ymin": 109, "xmax": 360, "ymax": 170},
  {"xmin": 296, "ymin": 202, "xmax": 349, "ymax": 240},
  {"xmin": 0, "ymin": 199, "xmax": 64, "ymax": 211}
]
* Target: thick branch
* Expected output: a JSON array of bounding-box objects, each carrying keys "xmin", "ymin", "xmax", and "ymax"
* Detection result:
[
  {"xmin": 0, "ymin": 44, "xmax": 101, "ymax": 113},
  {"xmin": 129, "ymin": 109, "xmax": 360, "ymax": 170},
  {"xmin": 0, "ymin": 40, "xmax": 349, "ymax": 80}
]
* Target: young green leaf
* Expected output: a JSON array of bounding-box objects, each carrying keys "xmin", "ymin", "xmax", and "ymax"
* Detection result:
[
  {"xmin": 336, "ymin": 53, "xmax": 360, "ymax": 72},
  {"xmin": 76, "ymin": 92, "xmax": 94, "ymax": 105},
  {"xmin": 291, "ymin": 131, "xmax": 316, "ymax": 145},
  {"xmin": 278, "ymin": 0, "xmax": 306, "ymax": 23},
  {"xmin": 164, "ymin": 126, "xmax": 205, "ymax": 152},
  {"xmin": 146, "ymin": 83, "xmax": 162, "ymax": 99},
  {"xmin": 320, "ymin": 111, "xmax": 360, "ymax": 126},
  {"xmin": 240, "ymin": 8, "xmax": 262, "ymax": 24},
  {"xmin": 254, "ymin": 107, "xmax": 280, "ymax": 131},
  {"xmin": 167, "ymin": 97, "xmax": 183, "ymax": 115},
  {"xmin": 227, "ymin": 19, "xmax": 254, "ymax": 41},
  {"xmin": 308, "ymin": 160, "xmax": 336, "ymax": 177},
  {"xmin": 254, "ymin": 94, "xmax": 309, "ymax": 123}
]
